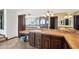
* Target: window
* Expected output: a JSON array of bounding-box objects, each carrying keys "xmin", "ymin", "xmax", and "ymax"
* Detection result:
[
  {"xmin": 25, "ymin": 17, "xmax": 39, "ymax": 28},
  {"xmin": 0, "ymin": 10, "xmax": 4, "ymax": 29}
]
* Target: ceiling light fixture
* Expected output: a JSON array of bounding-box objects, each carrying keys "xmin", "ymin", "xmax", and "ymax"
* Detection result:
[
  {"xmin": 68, "ymin": 15, "xmax": 72, "ymax": 18},
  {"xmin": 42, "ymin": 10, "xmax": 54, "ymax": 17},
  {"xmin": 68, "ymin": 14, "xmax": 72, "ymax": 18},
  {"xmin": 46, "ymin": 10, "xmax": 54, "ymax": 17},
  {"xmin": 26, "ymin": 13, "xmax": 32, "ymax": 18},
  {"xmin": 64, "ymin": 14, "xmax": 72, "ymax": 18},
  {"xmin": 64, "ymin": 16, "xmax": 68, "ymax": 18},
  {"xmin": 50, "ymin": 12, "xmax": 54, "ymax": 16}
]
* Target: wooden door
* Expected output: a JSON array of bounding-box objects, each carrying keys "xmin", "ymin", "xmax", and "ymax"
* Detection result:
[
  {"xmin": 74, "ymin": 15, "xmax": 79, "ymax": 30},
  {"xmin": 18, "ymin": 15, "xmax": 25, "ymax": 32},
  {"xmin": 50, "ymin": 17, "xmax": 58, "ymax": 29}
]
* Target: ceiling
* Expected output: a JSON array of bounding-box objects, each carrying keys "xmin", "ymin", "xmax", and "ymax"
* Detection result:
[
  {"xmin": 17, "ymin": 9, "xmax": 79, "ymax": 14},
  {"xmin": 50, "ymin": 9, "xmax": 79, "ymax": 13},
  {"xmin": 16, "ymin": 9, "xmax": 79, "ymax": 16}
]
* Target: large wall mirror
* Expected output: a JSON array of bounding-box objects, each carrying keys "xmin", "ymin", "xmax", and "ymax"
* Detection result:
[
  {"xmin": 60, "ymin": 18, "xmax": 70, "ymax": 25},
  {"xmin": 25, "ymin": 16, "xmax": 39, "ymax": 28},
  {"xmin": 25, "ymin": 16, "xmax": 48, "ymax": 29},
  {"xmin": 65, "ymin": 19, "xmax": 69, "ymax": 25},
  {"xmin": 60, "ymin": 17, "xmax": 72, "ymax": 28},
  {"xmin": 39, "ymin": 17, "xmax": 48, "ymax": 28},
  {"xmin": 0, "ymin": 10, "xmax": 4, "ymax": 29}
]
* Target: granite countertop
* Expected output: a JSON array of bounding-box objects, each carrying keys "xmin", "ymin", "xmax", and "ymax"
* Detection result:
[{"xmin": 19, "ymin": 29, "xmax": 79, "ymax": 49}]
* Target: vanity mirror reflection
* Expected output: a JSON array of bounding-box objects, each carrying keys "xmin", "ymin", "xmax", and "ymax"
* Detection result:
[
  {"xmin": 58, "ymin": 14, "xmax": 74, "ymax": 32},
  {"xmin": 60, "ymin": 18, "xmax": 71, "ymax": 25},
  {"xmin": 25, "ymin": 16, "xmax": 49, "ymax": 29},
  {"xmin": 59, "ymin": 15, "xmax": 72, "ymax": 28},
  {"xmin": 65, "ymin": 19, "xmax": 69, "ymax": 25},
  {"xmin": 39, "ymin": 17, "xmax": 48, "ymax": 28},
  {"xmin": 25, "ymin": 16, "xmax": 40, "ymax": 29}
]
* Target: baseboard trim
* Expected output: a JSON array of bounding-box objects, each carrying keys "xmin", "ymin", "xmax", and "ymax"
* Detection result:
[
  {"xmin": 8, "ymin": 36, "xmax": 18, "ymax": 40},
  {"xmin": 0, "ymin": 34, "xmax": 5, "ymax": 37},
  {"xmin": 0, "ymin": 34, "xmax": 7, "ymax": 40}
]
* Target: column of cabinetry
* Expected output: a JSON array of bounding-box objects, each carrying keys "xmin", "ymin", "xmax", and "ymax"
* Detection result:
[
  {"xmin": 29, "ymin": 32, "xmax": 42, "ymax": 48},
  {"xmin": 29, "ymin": 32, "xmax": 35, "ymax": 46},
  {"xmin": 42, "ymin": 34, "xmax": 50, "ymax": 49},
  {"xmin": 35, "ymin": 33, "xmax": 42, "ymax": 48}
]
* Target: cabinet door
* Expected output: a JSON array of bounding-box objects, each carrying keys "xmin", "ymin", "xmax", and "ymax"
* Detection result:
[
  {"xmin": 29, "ymin": 32, "xmax": 35, "ymax": 46},
  {"xmin": 35, "ymin": 33, "xmax": 42, "ymax": 48},
  {"xmin": 74, "ymin": 15, "xmax": 79, "ymax": 30},
  {"xmin": 42, "ymin": 34, "xmax": 50, "ymax": 49},
  {"xmin": 50, "ymin": 17, "xmax": 58, "ymax": 29},
  {"xmin": 50, "ymin": 36, "xmax": 65, "ymax": 49},
  {"xmin": 18, "ymin": 15, "xmax": 25, "ymax": 32}
]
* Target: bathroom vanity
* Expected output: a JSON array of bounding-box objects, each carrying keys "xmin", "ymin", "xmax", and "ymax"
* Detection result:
[
  {"xmin": 29, "ymin": 29, "xmax": 79, "ymax": 49},
  {"xmin": 18, "ymin": 13, "xmax": 79, "ymax": 49}
]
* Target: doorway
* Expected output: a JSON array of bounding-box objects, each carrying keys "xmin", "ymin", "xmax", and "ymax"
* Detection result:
[
  {"xmin": 18, "ymin": 15, "xmax": 29, "ymax": 42},
  {"xmin": 18, "ymin": 15, "xmax": 26, "ymax": 33},
  {"xmin": 50, "ymin": 17, "xmax": 58, "ymax": 29}
]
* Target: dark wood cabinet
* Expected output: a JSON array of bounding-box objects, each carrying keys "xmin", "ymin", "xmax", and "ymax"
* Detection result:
[
  {"xmin": 74, "ymin": 15, "xmax": 79, "ymax": 30},
  {"xmin": 50, "ymin": 36, "xmax": 65, "ymax": 49},
  {"xmin": 29, "ymin": 32, "xmax": 70, "ymax": 49},
  {"xmin": 42, "ymin": 34, "xmax": 50, "ymax": 49},
  {"xmin": 42, "ymin": 35, "xmax": 65, "ymax": 49},
  {"xmin": 29, "ymin": 32, "xmax": 35, "ymax": 46},
  {"xmin": 29, "ymin": 32, "xmax": 42, "ymax": 48},
  {"xmin": 35, "ymin": 33, "xmax": 42, "ymax": 48}
]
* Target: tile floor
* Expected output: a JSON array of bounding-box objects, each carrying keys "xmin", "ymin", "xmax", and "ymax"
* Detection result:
[{"xmin": 0, "ymin": 38, "xmax": 36, "ymax": 49}]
